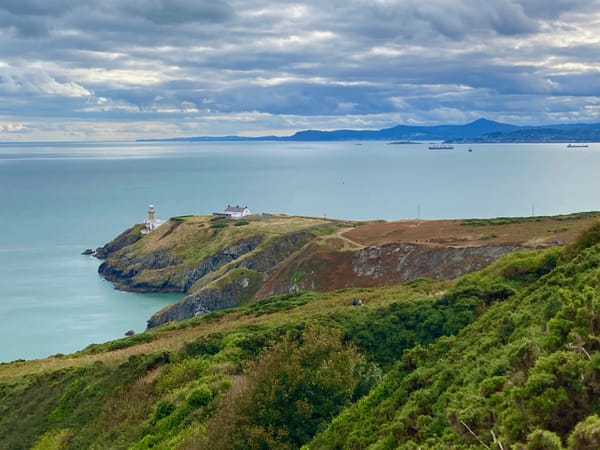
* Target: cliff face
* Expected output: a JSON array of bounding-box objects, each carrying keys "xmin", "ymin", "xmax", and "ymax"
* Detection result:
[
  {"xmin": 352, "ymin": 243, "xmax": 521, "ymax": 282},
  {"xmin": 97, "ymin": 213, "xmax": 595, "ymax": 328},
  {"xmin": 255, "ymin": 241, "xmax": 523, "ymax": 298},
  {"xmin": 147, "ymin": 268, "xmax": 263, "ymax": 327}
]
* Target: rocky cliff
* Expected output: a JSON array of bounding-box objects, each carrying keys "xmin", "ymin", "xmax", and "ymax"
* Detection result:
[{"xmin": 97, "ymin": 213, "xmax": 598, "ymax": 328}]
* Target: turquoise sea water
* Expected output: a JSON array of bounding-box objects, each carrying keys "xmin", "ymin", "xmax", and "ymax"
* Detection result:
[{"xmin": 1, "ymin": 141, "xmax": 599, "ymax": 361}]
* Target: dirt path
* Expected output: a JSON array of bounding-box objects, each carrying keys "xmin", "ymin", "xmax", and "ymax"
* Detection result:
[{"xmin": 335, "ymin": 228, "xmax": 366, "ymax": 250}]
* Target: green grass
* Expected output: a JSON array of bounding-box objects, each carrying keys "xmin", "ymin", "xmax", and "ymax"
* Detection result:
[
  {"xmin": 461, "ymin": 216, "xmax": 544, "ymax": 226},
  {"xmin": 461, "ymin": 211, "xmax": 599, "ymax": 227},
  {"xmin": 170, "ymin": 215, "xmax": 194, "ymax": 222}
]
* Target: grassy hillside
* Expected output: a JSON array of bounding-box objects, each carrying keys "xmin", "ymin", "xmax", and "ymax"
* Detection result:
[{"xmin": 1, "ymin": 220, "xmax": 600, "ymax": 449}]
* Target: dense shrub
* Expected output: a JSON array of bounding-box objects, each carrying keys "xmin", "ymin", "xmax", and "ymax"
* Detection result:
[
  {"xmin": 205, "ymin": 328, "xmax": 365, "ymax": 449},
  {"xmin": 568, "ymin": 415, "xmax": 600, "ymax": 450},
  {"xmin": 562, "ymin": 221, "xmax": 600, "ymax": 261},
  {"xmin": 525, "ymin": 429, "xmax": 563, "ymax": 449},
  {"xmin": 209, "ymin": 222, "xmax": 228, "ymax": 229}
]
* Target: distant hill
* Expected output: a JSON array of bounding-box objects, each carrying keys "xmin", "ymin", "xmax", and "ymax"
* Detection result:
[
  {"xmin": 288, "ymin": 118, "xmax": 520, "ymax": 141},
  {"xmin": 456, "ymin": 125, "xmax": 600, "ymax": 143},
  {"xmin": 138, "ymin": 118, "xmax": 600, "ymax": 143}
]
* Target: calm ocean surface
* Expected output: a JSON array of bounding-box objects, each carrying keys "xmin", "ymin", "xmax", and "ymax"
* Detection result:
[{"xmin": 1, "ymin": 140, "xmax": 599, "ymax": 361}]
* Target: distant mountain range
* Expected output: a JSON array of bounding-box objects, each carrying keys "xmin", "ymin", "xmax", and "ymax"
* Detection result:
[{"xmin": 138, "ymin": 118, "xmax": 600, "ymax": 143}]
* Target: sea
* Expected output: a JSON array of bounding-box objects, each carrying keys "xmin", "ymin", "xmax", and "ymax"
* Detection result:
[{"xmin": 1, "ymin": 140, "xmax": 599, "ymax": 362}]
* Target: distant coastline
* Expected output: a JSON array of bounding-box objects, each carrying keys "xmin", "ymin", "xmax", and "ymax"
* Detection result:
[{"xmin": 137, "ymin": 117, "xmax": 600, "ymax": 144}]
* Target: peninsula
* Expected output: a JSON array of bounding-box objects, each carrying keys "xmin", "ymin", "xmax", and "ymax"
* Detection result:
[{"xmin": 94, "ymin": 211, "xmax": 600, "ymax": 328}]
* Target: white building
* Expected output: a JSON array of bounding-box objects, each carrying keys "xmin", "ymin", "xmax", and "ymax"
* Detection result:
[{"xmin": 213, "ymin": 205, "xmax": 251, "ymax": 219}]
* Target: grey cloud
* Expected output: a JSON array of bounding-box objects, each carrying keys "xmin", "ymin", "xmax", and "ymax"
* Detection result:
[
  {"xmin": 0, "ymin": 0, "xmax": 234, "ymax": 23},
  {"xmin": 0, "ymin": 10, "xmax": 51, "ymax": 37},
  {"xmin": 211, "ymin": 83, "xmax": 396, "ymax": 116},
  {"xmin": 548, "ymin": 74, "xmax": 600, "ymax": 96},
  {"xmin": 413, "ymin": 0, "xmax": 537, "ymax": 38},
  {"xmin": 517, "ymin": 0, "xmax": 599, "ymax": 19},
  {"xmin": 0, "ymin": 0, "xmax": 73, "ymax": 16},
  {"xmin": 119, "ymin": 0, "xmax": 234, "ymax": 25}
]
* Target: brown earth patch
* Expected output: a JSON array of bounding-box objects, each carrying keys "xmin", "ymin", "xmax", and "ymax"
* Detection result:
[{"xmin": 343, "ymin": 213, "xmax": 600, "ymax": 248}]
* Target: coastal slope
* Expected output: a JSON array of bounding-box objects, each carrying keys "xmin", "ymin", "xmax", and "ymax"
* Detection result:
[{"xmin": 2, "ymin": 218, "xmax": 600, "ymax": 449}]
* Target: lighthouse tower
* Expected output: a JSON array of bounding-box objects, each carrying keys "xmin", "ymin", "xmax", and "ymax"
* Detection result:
[
  {"xmin": 147, "ymin": 204, "xmax": 156, "ymax": 223},
  {"xmin": 142, "ymin": 204, "xmax": 165, "ymax": 234}
]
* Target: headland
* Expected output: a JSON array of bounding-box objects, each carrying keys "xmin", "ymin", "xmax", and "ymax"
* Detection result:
[{"xmin": 94, "ymin": 211, "xmax": 600, "ymax": 328}]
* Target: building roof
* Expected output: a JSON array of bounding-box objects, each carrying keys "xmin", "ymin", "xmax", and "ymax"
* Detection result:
[{"xmin": 224, "ymin": 205, "xmax": 248, "ymax": 213}]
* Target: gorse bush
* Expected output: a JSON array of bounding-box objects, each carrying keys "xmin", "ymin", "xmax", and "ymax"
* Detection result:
[
  {"xmin": 204, "ymin": 328, "xmax": 365, "ymax": 450},
  {"xmin": 561, "ymin": 220, "xmax": 600, "ymax": 261}
]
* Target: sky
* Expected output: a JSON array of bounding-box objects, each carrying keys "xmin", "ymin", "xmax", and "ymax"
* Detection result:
[{"xmin": 1, "ymin": 0, "xmax": 600, "ymax": 141}]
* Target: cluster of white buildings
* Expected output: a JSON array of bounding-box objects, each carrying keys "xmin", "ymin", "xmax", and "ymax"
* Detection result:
[
  {"xmin": 212, "ymin": 205, "xmax": 251, "ymax": 220},
  {"xmin": 141, "ymin": 203, "xmax": 251, "ymax": 234}
]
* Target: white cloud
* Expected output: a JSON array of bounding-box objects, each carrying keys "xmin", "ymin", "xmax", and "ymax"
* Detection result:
[
  {"xmin": 0, "ymin": 67, "xmax": 91, "ymax": 97},
  {"xmin": 0, "ymin": 121, "xmax": 26, "ymax": 132}
]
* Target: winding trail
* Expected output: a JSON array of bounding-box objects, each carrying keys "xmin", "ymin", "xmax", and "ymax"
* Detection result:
[{"xmin": 335, "ymin": 228, "xmax": 366, "ymax": 251}]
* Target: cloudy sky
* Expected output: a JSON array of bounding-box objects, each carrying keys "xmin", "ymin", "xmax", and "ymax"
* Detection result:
[{"xmin": 1, "ymin": 0, "xmax": 600, "ymax": 140}]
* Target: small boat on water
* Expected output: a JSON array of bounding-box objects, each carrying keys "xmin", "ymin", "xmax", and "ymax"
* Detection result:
[
  {"xmin": 567, "ymin": 143, "xmax": 589, "ymax": 148},
  {"xmin": 428, "ymin": 144, "xmax": 454, "ymax": 150}
]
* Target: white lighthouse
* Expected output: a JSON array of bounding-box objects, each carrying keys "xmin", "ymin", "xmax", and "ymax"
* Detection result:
[
  {"xmin": 142, "ymin": 204, "xmax": 165, "ymax": 234},
  {"xmin": 147, "ymin": 204, "xmax": 156, "ymax": 222}
]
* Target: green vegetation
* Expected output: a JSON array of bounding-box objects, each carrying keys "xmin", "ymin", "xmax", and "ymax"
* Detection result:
[
  {"xmin": 170, "ymin": 215, "xmax": 194, "ymax": 222},
  {"xmin": 310, "ymin": 230, "xmax": 599, "ymax": 449},
  {"xmin": 209, "ymin": 221, "xmax": 228, "ymax": 229},
  {"xmin": 290, "ymin": 270, "xmax": 308, "ymax": 285},
  {"xmin": 462, "ymin": 216, "xmax": 544, "ymax": 226},
  {"xmin": 203, "ymin": 328, "xmax": 367, "ymax": 450},
  {"xmin": 3, "ymin": 221, "xmax": 600, "ymax": 448}
]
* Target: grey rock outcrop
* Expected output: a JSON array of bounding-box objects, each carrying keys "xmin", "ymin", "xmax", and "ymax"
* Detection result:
[
  {"xmin": 182, "ymin": 237, "xmax": 264, "ymax": 290},
  {"xmin": 353, "ymin": 243, "xmax": 521, "ymax": 283},
  {"xmin": 148, "ymin": 270, "xmax": 262, "ymax": 328},
  {"xmin": 98, "ymin": 249, "xmax": 184, "ymax": 292}
]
